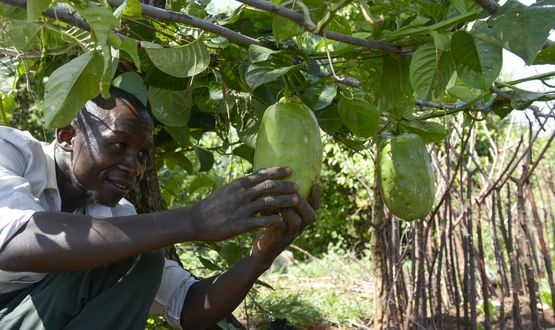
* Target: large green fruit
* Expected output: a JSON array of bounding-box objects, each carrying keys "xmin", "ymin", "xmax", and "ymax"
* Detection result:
[
  {"xmin": 253, "ymin": 97, "xmax": 323, "ymax": 199},
  {"xmin": 377, "ymin": 134, "xmax": 435, "ymax": 221}
]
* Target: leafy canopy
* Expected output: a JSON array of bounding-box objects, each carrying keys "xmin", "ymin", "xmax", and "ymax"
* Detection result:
[{"xmin": 0, "ymin": 0, "xmax": 554, "ymax": 174}]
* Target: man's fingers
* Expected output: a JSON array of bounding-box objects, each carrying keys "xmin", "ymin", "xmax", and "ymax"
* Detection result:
[
  {"xmin": 253, "ymin": 214, "xmax": 284, "ymax": 229},
  {"xmin": 309, "ymin": 184, "xmax": 321, "ymax": 210},
  {"xmin": 246, "ymin": 194, "xmax": 299, "ymax": 214},
  {"xmin": 236, "ymin": 166, "xmax": 292, "ymax": 188},
  {"xmin": 247, "ymin": 180, "xmax": 298, "ymax": 199},
  {"xmin": 293, "ymin": 194, "xmax": 316, "ymax": 228},
  {"xmin": 281, "ymin": 209, "xmax": 302, "ymax": 236}
]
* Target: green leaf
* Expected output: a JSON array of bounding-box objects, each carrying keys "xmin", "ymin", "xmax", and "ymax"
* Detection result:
[
  {"xmin": 492, "ymin": 100, "xmax": 512, "ymax": 119},
  {"xmin": 326, "ymin": 15, "xmax": 352, "ymax": 35},
  {"xmin": 145, "ymin": 67, "xmax": 190, "ymax": 90},
  {"xmin": 194, "ymin": 146, "xmax": 214, "ymax": 172},
  {"xmin": 144, "ymin": 39, "xmax": 209, "ymax": 78},
  {"xmin": 27, "ymin": 0, "xmax": 50, "ymax": 21},
  {"xmin": 77, "ymin": 2, "xmax": 118, "ymax": 45},
  {"xmin": 164, "ymin": 125, "xmax": 190, "ymax": 146},
  {"xmin": 0, "ymin": 4, "xmax": 27, "ymax": 20},
  {"xmin": 315, "ymin": 104, "xmax": 344, "ymax": 135},
  {"xmin": 488, "ymin": 0, "xmax": 555, "ymax": 65},
  {"xmin": 451, "ymin": 30, "xmax": 502, "ymax": 90},
  {"xmin": 410, "ymin": 42, "xmax": 455, "ymax": 100},
  {"xmin": 431, "ymin": 31, "xmax": 451, "ymax": 51},
  {"xmin": 534, "ymin": 44, "xmax": 555, "ymax": 65},
  {"xmin": 164, "ymin": 151, "xmax": 193, "ymax": 174},
  {"xmin": 248, "ymin": 45, "xmax": 279, "ymax": 63},
  {"xmin": 188, "ymin": 174, "xmax": 215, "ymax": 195},
  {"xmin": 232, "ymin": 144, "xmax": 254, "ymax": 164},
  {"xmin": 4, "ymin": 23, "xmax": 41, "ymax": 50},
  {"xmin": 245, "ymin": 62, "xmax": 303, "ymax": 91},
  {"xmin": 113, "ymin": 71, "xmax": 148, "ymax": 105},
  {"xmin": 447, "ymin": 74, "xmax": 483, "ymax": 103},
  {"xmin": 100, "ymin": 47, "xmax": 119, "ymax": 98},
  {"xmin": 449, "ymin": 0, "xmax": 468, "ymax": 14},
  {"xmin": 312, "ymin": 83, "xmax": 337, "ymax": 111},
  {"xmin": 338, "ymin": 89, "xmax": 380, "ymax": 138},
  {"xmin": 510, "ymin": 88, "xmax": 545, "ymax": 110},
  {"xmin": 148, "ymin": 87, "xmax": 191, "ymax": 126},
  {"xmin": 197, "ymin": 256, "xmax": 220, "ymax": 271},
  {"xmin": 44, "ymin": 51, "xmax": 103, "ymax": 128},
  {"xmin": 399, "ymin": 119, "xmax": 448, "ymax": 144},
  {"xmin": 123, "ymin": 0, "xmax": 142, "ymax": 17},
  {"xmin": 118, "ymin": 38, "xmax": 141, "ymax": 70},
  {"xmin": 272, "ymin": 15, "xmax": 301, "ymax": 43},
  {"xmin": 379, "ymin": 55, "xmax": 414, "ymax": 119}
]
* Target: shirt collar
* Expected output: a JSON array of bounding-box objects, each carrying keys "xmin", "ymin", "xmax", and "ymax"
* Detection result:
[{"xmin": 42, "ymin": 141, "xmax": 58, "ymax": 191}]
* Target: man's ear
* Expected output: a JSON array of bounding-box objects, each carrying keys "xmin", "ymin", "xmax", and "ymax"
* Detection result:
[{"xmin": 56, "ymin": 125, "xmax": 76, "ymax": 151}]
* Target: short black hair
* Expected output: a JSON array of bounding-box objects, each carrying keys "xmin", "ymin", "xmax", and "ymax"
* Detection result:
[
  {"xmin": 91, "ymin": 87, "xmax": 147, "ymax": 115},
  {"xmin": 73, "ymin": 86, "xmax": 153, "ymax": 129}
]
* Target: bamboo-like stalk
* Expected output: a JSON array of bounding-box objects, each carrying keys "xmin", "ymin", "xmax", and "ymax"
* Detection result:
[
  {"xmin": 527, "ymin": 183, "xmax": 555, "ymax": 320},
  {"xmin": 516, "ymin": 179, "xmax": 541, "ymax": 330},
  {"xmin": 491, "ymin": 192, "xmax": 507, "ymax": 330},
  {"xmin": 476, "ymin": 203, "xmax": 492, "ymax": 329}
]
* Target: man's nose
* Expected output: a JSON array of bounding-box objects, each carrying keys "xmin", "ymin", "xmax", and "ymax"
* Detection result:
[{"xmin": 120, "ymin": 153, "xmax": 142, "ymax": 177}]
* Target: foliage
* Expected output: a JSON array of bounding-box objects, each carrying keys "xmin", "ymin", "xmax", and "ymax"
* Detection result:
[
  {"xmin": 240, "ymin": 250, "xmax": 374, "ymax": 329},
  {"xmin": 2, "ymin": 0, "xmax": 555, "ymax": 327}
]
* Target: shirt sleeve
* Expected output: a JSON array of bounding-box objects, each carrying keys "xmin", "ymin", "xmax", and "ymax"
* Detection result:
[
  {"xmin": 0, "ymin": 139, "xmax": 45, "ymax": 250},
  {"xmin": 150, "ymin": 259, "xmax": 199, "ymax": 329}
]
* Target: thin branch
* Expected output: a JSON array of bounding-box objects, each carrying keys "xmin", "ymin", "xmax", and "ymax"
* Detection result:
[
  {"xmin": 106, "ymin": 0, "xmax": 260, "ymax": 47},
  {"xmin": 0, "ymin": 0, "xmax": 260, "ymax": 47},
  {"xmin": 474, "ymin": 0, "xmax": 499, "ymax": 15},
  {"xmin": 314, "ymin": 0, "xmax": 354, "ymax": 33},
  {"xmin": 0, "ymin": 47, "xmax": 41, "ymax": 58},
  {"xmin": 235, "ymin": 0, "xmax": 402, "ymax": 53},
  {"xmin": 0, "ymin": 0, "xmax": 131, "ymax": 41},
  {"xmin": 1, "ymin": 0, "xmax": 89, "ymax": 32}
]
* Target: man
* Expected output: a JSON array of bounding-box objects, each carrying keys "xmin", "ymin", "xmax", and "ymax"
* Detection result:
[{"xmin": 0, "ymin": 87, "xmax": 318, "ymax": 329}]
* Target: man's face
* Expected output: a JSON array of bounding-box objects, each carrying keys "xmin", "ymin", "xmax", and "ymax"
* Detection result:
[{"xmin": 69, "ymin": 99, "xmax": 154, "ymax": 207}]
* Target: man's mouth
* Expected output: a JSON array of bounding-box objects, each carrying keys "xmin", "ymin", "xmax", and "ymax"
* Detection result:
[{"xmin": 106, "ymin": 178, "xmax": 132, "ymax": 194}]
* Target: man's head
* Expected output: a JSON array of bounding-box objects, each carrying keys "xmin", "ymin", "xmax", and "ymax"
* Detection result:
[{"xmin": 55, "ymin": 87, "xmax": 154, "ymax": 208}]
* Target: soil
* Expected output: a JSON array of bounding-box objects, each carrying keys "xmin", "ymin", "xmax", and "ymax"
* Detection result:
[{"xmin": 244, "ymin": 296, "xmax": 555, "ymax": 330}]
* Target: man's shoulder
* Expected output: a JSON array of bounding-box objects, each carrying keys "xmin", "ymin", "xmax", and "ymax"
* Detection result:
[
  {"xmin": 0, "ymin": 126, "xmax": 44, "ymax": 145},
  {"xmin": 0, "ymin": 127, "xmax": 48, "ymax": 174},
  {"xmin": 0, "ymin": 127, "xmax": 49, "ymax": 160}
]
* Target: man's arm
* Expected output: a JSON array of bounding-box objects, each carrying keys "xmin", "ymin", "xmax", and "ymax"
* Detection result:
[
  {"xmin": 179, "ymin": 185, "xmax": 319, "ymax": 329},
  {"xmin": 0, "ymin": 167, "xmax": 299, "ymax": 272}
]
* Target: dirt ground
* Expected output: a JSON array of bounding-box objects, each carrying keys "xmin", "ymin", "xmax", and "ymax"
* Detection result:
[{"xmin": 252, "ymin": 296, "xmax": 555, "ymax": 329}]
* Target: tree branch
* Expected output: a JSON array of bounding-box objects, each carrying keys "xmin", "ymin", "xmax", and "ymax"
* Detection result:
[
  {"xmin": 474, "ymin": 0, "xmax": 499, "ymax": 15},
  {"xmin": 1, "ymin": 0, "xmax": 91, "ymax": 32},
  {"xmin": 106, "ymin": 0, "xmax": 260, "ymax": 47},
  {"xmin": 235, "ymin": 0, "xmax": 402, "ymax": 53}
]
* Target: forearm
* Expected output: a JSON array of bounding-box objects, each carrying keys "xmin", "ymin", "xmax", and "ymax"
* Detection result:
[
  {"xmin": 180, "ymin": 255, "xmax": 270, "ymax": 329},
  {"xmin": 0, "ymin": 208, "xmax": 196, "ymax": 272}
]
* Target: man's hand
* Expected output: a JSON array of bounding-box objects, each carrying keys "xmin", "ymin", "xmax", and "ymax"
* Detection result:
[
  {"xmin": 249, "ymin": 184, "xmax": 320, "ymax": 268},
  {"xmin": 190, "ymin": 167, "xmax": 300, "ymax": 242}
]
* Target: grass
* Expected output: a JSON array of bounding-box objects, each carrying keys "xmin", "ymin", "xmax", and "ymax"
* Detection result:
[{"xmin": 237, "ymin": 250, "xmax": 375, "ymax": 329}]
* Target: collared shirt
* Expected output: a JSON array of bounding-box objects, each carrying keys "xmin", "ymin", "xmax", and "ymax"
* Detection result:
[{"xmin": 0, "ymin": 126, "xmax": 196, "ymax": 328}]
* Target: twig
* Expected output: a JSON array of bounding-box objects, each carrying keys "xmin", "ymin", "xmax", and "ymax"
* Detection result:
[
  {"xmin": 235, "ymin": 0, "xmax": 402, "ymax": 53},
  {"xmin": 106, "ymin": 0, "xmax": 260, "ymax": 47},
  {"xmin": 474, "ymin": 0, "xmax": 499, "ymax": 14}
]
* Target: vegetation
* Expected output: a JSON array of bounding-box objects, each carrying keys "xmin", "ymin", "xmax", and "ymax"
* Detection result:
[{"xmin": 1, "ymin": 0, "xmax": 555, "ymax": 328}]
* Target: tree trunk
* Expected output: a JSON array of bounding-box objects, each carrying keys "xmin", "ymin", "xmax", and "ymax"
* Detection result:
[
  {"xmin": 370, "ymin": 166, "xmax": 391, "ymax": 329},
  {"xmin": 127, "ymin": 152, "xmax": 184, "ymax": 266}
]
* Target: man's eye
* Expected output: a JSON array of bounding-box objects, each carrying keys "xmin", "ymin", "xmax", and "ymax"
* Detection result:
[{"xmin": 113, "ymin": 142, "xmax": 126, "ymax": 150}]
